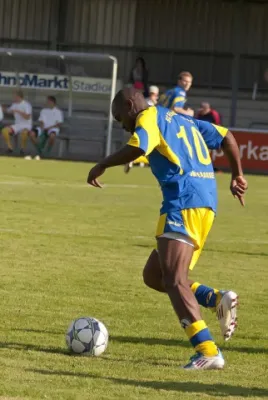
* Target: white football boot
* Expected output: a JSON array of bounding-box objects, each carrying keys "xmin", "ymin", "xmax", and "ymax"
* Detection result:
[
  {"xmin": 24, "ymin": 155, "xmax": 32, "ymax": 160},
  {"xmin": 184, "ymin": 349, "xmax": 225, "ymax": 370},
  {"xmin": 216, "ymin": 291, "xmax": 238, "ymax": 341}
]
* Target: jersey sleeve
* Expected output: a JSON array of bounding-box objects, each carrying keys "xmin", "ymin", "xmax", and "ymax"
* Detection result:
[
  {"xmin": 194, "ymin": 119, "xmax": 228, "ymax": 150},
  {"xmin": 127, "ymin": 108, "xmax": 160, "ymax": 156}
]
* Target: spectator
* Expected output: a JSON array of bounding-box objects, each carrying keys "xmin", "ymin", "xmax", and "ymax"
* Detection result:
[
  {"xmin": 25, "ymin": 96, "xmax": 63, "ymax": 160},
  {"xmin": 159, "ymin": 71, "xmax": 194, "ymax": 116},
  {"xmin": 146, "ymin": 85, "xmax": 159, "ymax": 106},
  {"xmin": 0, "ymin": 104, "xmax": 3, "ymax": 122},
  {"xmin": 129, "ymin": 57, "xmax": 149, "ymax": 97},
  {"xmin": 1, "ymin": 90, "xmax": 32, "ymax": 155},
  {"xmin": 197, "ymin": 102, "xmax": 222, "ymax": 125}
]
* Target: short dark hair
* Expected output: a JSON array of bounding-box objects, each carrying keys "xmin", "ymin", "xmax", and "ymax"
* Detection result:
[
  {"xmin": 15, "ymin": 89, "xmax": 24, "ymax": 99},
  {"xmin": 47, "ymin": 96, "xmax": 56, "ymax": 104}
]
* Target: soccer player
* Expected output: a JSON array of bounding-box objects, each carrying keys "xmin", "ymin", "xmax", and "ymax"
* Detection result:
[
  {"xmin": 87, "ymin": 88, "xmax": 248, "ymax": 370},
  {"xmin": 1, "ymin": 90, "xmax": 32, "ymax": 155},
  {"xmin": 159, "ymin": 71, "xmax": 194, "ymax": 116},
  {"xmin": 26, "ymin": 96, "xmax": 63, "ymax": 160}
]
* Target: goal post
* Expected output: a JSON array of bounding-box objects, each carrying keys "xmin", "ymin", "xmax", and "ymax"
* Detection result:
[{"xmin": 0, "ymin": 48, "xmax": 118, "ymax": 158}]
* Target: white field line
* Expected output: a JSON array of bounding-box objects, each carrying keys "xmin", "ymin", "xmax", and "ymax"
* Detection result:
[
  {"xmin": 0, "ymin": 227, "xmax": 267, "ymax": 244},
  {"xmin": 0, "ymin": 180, "xmax": 157, "ymax": 190}
]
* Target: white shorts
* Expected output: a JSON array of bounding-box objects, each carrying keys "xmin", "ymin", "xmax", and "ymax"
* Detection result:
[
  {"xmin": 35, "ymin": 127, "xmax": 60, "ymax": 136},
  {"xmin": 11, "ymin": 123, "xmax": 32, "ymax": 135},
  {"xmin": 158, "ymin": 232, "xmax": 194, "ymax": 247}
]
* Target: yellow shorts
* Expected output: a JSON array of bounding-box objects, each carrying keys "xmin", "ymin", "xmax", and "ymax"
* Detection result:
[
  {"xmin": 133, "ymin": 156, "xmax": 149, "ymax": 165},
  {"xmin": 156, "ymin": 208, "xmax": 215, "ymax": 270}
]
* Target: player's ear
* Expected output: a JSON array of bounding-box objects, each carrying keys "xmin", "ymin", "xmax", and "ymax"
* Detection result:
[{"xmin": 126, "ymin": 98, "xmax": 133, "ymax": 110}]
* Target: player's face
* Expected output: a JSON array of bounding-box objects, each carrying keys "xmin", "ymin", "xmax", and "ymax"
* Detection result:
[
  {"xmin": 14, "ymin": 94, "xmax": 21, "ymax": 103},
  {"xmin": 150, "ymin": 93, "xmax": 158, "ymax": 105},
  {"xmin": 112, "ymin": 99, "xmax": 136, "ymax": 133},
  {"xmin": 47, "ymin": 99, "xmax": 54, "ymax": 108},
  {"xmin": 178, "ymin": 77, "xmax": 192, "ymax": 91}
]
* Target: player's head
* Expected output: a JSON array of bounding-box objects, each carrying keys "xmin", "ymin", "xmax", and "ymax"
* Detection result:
[
  {"xmin": 149, "ymin": 85, "xmax": 159, "ymax": 105},
  {"xmin": 178, "ymin": 71, "xmax": 193, "ymax": 92},
  {"xmin": 14, "ymin": 89, "xmax": 24, "ymax": 103},
  {"xmin": 199, "ymin": 102, "xmax": 211, "ymax": 114},
  {"xmin": 47, "ymin": 96, "xmax": 56, "ymax": 108},
  {"xmin": 135, "ymin": 57, "xmax": 146, "ymax": 70},
  {"xmin": 112, "ymin": 87, "xmax": 148, "ymax": 133}
]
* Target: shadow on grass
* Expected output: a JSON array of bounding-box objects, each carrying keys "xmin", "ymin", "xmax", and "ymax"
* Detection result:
[
  {"xmin": 0, "ymin": 341, "xmax": 69, "ymax": 355},
  {"xmin": 111, "ymin": 335, "xmax": 268, "ymax": 354},
  {"xmin": 27, "ymin": 369, "xmax": 268, "ymax": 397}
]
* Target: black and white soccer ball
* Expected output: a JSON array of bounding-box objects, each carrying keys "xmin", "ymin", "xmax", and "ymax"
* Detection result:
[{"xmin": 66, "ymin": 317, "xmax": 108, "ymax": 356}]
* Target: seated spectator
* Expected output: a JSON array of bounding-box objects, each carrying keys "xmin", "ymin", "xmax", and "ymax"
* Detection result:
[
  {"xmin": 146, "ymin": 85, "xmax": 159, "ymax": 106},
  {"xmin": 129, "ymin": 57, "xmax": 149, "ymax": 97},
  {"xmin": 197, "ymin": 102, "xmax": 222, "ymax": 125},
  {"xmin": 25, "ymin": 96, "xmax": 63, "ymax": 160},
  {"xmin": 1, "ymin": 90, "xmax": 32, "ymax": 155}
]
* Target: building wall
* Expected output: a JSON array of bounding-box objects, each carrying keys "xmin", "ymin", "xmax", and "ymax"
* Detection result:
[{"xmin": 1, "ymin": 0, "xmax": 268, "ymax": 89}]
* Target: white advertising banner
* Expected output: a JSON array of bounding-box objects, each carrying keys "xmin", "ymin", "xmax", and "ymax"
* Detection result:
[{"xmin": 0, "ymin": 71, "xmax": 122, "ymax": 95}]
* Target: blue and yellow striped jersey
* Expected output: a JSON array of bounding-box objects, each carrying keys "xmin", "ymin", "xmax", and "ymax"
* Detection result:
[
  {"xmin": 127, "ymin": 106, "xmax": 228, "ymax": 213},
  {"xmin": 158, "ymin": 85, "xmax": 186, "ymax": 109}
]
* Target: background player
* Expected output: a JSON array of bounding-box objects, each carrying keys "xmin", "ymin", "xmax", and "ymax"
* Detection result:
[
  {"xmin": 87, "ymin": 88, "xmax": 247, "ymax": 370},
  {"xmin": 159, "ymin": 71, "xmax": 194, "ymax": 116},
  {"xmin": 26, "ymin": 96, "xmax": 63, "ymax": 160},
  {"xmin": 1, "ymin": 90, "xmax": 32, "ymax": 155}
]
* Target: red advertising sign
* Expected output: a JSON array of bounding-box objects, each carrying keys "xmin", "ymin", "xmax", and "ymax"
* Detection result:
[{"xmin": 211, "ymin": 130, "xmax": 268, "ymax": 174}]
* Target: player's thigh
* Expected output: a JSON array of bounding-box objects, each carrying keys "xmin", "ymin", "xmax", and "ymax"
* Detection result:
[
  {"xmin": 157, "ymin": 237, "xmax": 194, "ymax": 286},
  {"xmin": 12, "ymin": 124, "xmax": 28, "ymax": 135},
  {"xmin": 2, "ymin": 125, "xmax": 14, "ymax": 134}
]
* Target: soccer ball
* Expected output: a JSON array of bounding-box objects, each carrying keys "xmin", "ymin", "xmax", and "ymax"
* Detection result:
[{"xmin": 65, "ymin": 317, "xmax": 108, "ymax": 356}]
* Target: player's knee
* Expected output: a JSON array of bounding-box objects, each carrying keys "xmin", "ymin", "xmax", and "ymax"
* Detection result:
[
  {"xmin": 162, "ymin": 269, "xmax": 188, "ymax": 290},
  {"xmin": 142, "ymin": 266, "xmax": 153, "ymax": 288},
  {"xmin": 2, "ymin": 127, "xmax": 10, "ymax": 135}
]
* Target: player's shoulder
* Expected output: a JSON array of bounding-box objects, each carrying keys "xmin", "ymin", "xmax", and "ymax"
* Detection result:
[
  {"xmin": 175, "ymin": 86, "xmax": 186, "ymax": 96},
  {"xmin": 135, "ymin": 106, "xmax": 157, "ymax": 126}
]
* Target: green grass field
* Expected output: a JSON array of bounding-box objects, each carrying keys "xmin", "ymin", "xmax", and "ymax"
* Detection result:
[{"xmin": 0, "ymin": 157, "xmax": 267, "ymax": 400}]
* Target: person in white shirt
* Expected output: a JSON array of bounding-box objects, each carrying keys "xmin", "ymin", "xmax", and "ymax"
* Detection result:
[
  {"xmin": 26, "ymin": 96, "xmax": 63, "ymax": 160},
  {"xmin": 1, "ymin": 90, "xmax": 32, "ymax": 155},
  {"xmin": 146, "ymin": 85, "xmax": 159, "ymax": 106}
]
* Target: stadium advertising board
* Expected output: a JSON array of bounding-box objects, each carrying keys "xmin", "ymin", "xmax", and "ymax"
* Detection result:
[
  {"xmin": 0, "ymin": 71, "xmax": 122, "ymax": 94},
  {"xmin": 211, "ymin": 130, "xmax": 268, "ymax": 174}
]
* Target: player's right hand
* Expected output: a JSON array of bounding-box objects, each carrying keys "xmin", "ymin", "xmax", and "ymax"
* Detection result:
[
  {"xmin": 230, "ymin": 175, "xmax": 248, "ymax": 206},
  {"xmin": 87, "ymin": 164, "xmax": 105, "ymax": 188}
]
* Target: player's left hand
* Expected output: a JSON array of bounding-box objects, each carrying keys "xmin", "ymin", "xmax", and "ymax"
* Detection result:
[
  {"xmin": 230, "ymin": 175, "xmax": 248, "ymax": 206},
  {"xmin": 87, "ymin": 164, "xmax": 106, "ymax": 188}
]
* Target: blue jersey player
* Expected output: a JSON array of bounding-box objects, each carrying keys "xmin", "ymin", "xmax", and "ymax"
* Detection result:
[
  {"xmin": 159, "ymin": 71, "xmax": 194, "ymax": 116},
  {"xmin": 87, "ymin": 88, "xmax": 248, "ymax": 370}
]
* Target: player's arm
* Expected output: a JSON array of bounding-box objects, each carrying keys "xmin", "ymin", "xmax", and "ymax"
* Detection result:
[
  {"xmin": 14, "ymin": 110, "xmax": 31, "ymax": 119},
  {"xmin": 173, "ymin": 106, "xmax": 194, "ymax": 116},
  {"xmin": 87, "ymin": 111, "xmax": 160, "ymax": 187},
  {"xmin": 195, "ymin": 119, "xmax": 248, "ymax": 205},
  {"xmin": 221, "ymin": 131, "xmax": 248, "ymax": 206},
  {"xmin": 172, "ymin": 95, "xmax": 194, "ymax": 116}
]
